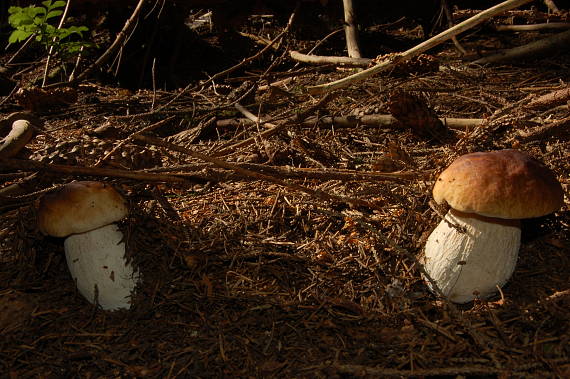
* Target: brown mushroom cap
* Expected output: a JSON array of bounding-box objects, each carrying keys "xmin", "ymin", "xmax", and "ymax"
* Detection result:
[
  {"xmin": 433, "ymin": 150, "xmax": 564, "ymax": 219},
  {"xmin": 38, "ymin": 181, "xmax": 128, "ymax": 237}
]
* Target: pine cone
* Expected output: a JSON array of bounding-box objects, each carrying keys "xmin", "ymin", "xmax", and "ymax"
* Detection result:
[
  {"xmin": 388, "ymin": 91, "xmax": 449, "ymax": 142},
  {"xmin": 31, "ymin": 137, "xmax": 162, "ymax": 169}
]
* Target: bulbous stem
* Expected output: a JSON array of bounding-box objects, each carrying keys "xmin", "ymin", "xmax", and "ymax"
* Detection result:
[{"xmin": 423, "ymin": 209, "xmax": 521, "ymax": 303}]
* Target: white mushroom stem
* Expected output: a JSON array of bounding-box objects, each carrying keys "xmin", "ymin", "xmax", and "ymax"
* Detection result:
[
  {"xmin": 64, "ymin": 223, "xmax": 139, "ymax": 310},
  {"xmin": 423, "ymin": 209, "xmax": 521, "ymax": 303}
]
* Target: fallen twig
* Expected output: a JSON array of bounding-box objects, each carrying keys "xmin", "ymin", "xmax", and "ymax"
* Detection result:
[
  {"xmin": 289, "ymin": 51, "xmax": 372, "ymax": 67},
  {"xmin": 307, "ymin": 0, "xmax": 533, "ymax": 94},
  {"xmin": 517, "ymin": 116, "xmax": 570, "ymax": 141},
  {"xmin": 494, "ymin": 22, "xmax": 570, "ymax": 32},
  {"xmin": 305, "ymin": 362, "xmax": 553, "ymax": 377},
  {"xmin": 213, "ymin": 93, "xmax": 334, "ymax": 157},
  {"xmin": 216, "ymin": 114, "xmax": 485, "ymax": 131},
  {"xmin": 134, "ymin": 134, "xmax": 384, "ymax": 210},
  {"xmin": 154, "ymin": 4, "xmax": 299, "ymax": 113},
  {"xmin": 527, "ymin": 85, "xmax": 570, "ymax": 110},
  {"xmin": 0, "ymin": 158, "xmax": 189, "ymax": 183},
  {"xmin": 474, "ymin": 28, "xmax": 570, "ymax": 64},
  {"xmin": 148, "ymin": 162, "xmax": 428, "ymax": 183}
]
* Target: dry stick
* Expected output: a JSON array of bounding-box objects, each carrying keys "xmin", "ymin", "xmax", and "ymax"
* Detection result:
[
  {"xmin": 213, "ymin": 92, "xmax": 334, "ymax": 157},
  {"xmin": 543, "ymin": 0, "xmax": 560, "ymax": 13},
  {"xmin": 342, "ymin": 0, "xmax": 361, "ymax": 58},
  {"xmin": 474, "ymin": 28, "xmax": 570, "ymax": 64},
  {"xmin": 0, "ymin": 158, "xmax": 187, "ymax": 183},
  {"xmin": 216, "ymin": 114, "xmax": 485, "ymax": 131},
  {"xmin": 150, "ymin": 162, "xmax": 427, "ymax": 183},
  {"xmin": 518, "ymin": 115, "xmax": 570, "ymax": 141},
  {"xmin": 527, "ymin": 85, "xmax": 570, "ymax": 110},
  {"xmin": 69, "ymin": 0, "xmax": 149, "ymax": 84},
  {"xmin": 304, "ymin": 27, "xmax": 344, "ymax": 56},
  {"xmin": 41, "ymin": 0, "xmax": 72, "ymax": 87},
  {"xmin": 5, "ymin": 33, "xmax": 37, "ymax": 65},
  {"xmin": 290, "ymin": 51, "xmax": 372, "ymax": 67},
  {"xmin": 307, "ymin": 0, "xmax": 533, "ymax": 94},
  {"xmin": 134, "ymin": 134, "xmax": 382, "ymax": 210},
  {"xmin": 304, "ymin": 363, "xmax": 544, "ymax": 377},
  {"xmin": 494, "ymin": 22, "xmax": 570, "ymax": 31},
  {"xmin": 0, "ymin": 173, "xmax": 41, "ymax": 198},
  {"xmin": 234, "ymin": 103, "xmax": 268, "ymax": 125},
  {"xmin": 441, "ymin": 0, "xmax": 467, "ymax": 55},
  {"xmin": 153, "ymin": 6, "xmax": 299, "ymax": 113}
]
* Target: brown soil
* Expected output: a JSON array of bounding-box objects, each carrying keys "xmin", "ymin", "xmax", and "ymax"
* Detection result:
[{"xmin": 1, "ymin": 4, "xmax": 569, "ymax": 378}]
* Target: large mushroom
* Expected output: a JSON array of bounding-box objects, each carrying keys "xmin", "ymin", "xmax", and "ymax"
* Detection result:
[
  {"xmin": 38, "ymin": 181, "xmax": 139, "ymax": 310},
  {"xmin": 423, "ymin": 150, "xmax": 564, "ymax": 303}
]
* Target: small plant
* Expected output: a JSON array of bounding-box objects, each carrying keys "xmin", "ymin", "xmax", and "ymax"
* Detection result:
[{"xmin": 8, "ymin": 0, "xmax": 91, "ymax": 58}]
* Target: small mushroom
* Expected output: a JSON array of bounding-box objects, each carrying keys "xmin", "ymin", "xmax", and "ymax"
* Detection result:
[
  {"xmin": 423, "ymin": 150, "xmax": 564, "ymax": 303},
  {"xmin": 38, "ymin": 181, "xmax": 139, "ymax": 310}
]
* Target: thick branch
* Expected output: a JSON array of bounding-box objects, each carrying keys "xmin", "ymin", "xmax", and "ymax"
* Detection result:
[
  {"xmin": 342, "ymin": 0, "xmax": 361, "ymax": 58},
  {"xmin": 474, "ymin": 28, "xmax": 570, "ymax": 64}
]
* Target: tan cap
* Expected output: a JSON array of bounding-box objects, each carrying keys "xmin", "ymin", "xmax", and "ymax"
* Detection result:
[
  {"xmin": 433, "ymin": 150, "xmax": 564, "ymax": 219},
  {"xmin": 38, "ymin": 181, "xmax": 128, "ymax": 237}
]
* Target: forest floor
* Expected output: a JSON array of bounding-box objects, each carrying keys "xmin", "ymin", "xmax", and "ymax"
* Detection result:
[{"xmin": 1, "ymin": 3, "xmax": 569, "ymax": 378}]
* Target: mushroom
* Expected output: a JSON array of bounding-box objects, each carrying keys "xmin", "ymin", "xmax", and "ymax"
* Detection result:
[
  {"xmin": 38, "ymin": 181, "xmax": 139, "ymax": 310},
  {"xmin": 423, "ymin": 150, "xmax": 564, "ymax": 303}
]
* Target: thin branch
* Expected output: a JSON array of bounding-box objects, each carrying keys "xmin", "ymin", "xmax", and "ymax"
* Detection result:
[
  {"xmin": 517, "ymin": 116, "xmax": 570, "ymax": 141},
  {"xmin": 71, "ymin": 0, "xmax": 149, "ymax": 84},
  {"xmin": 216, "ymin": 114, "xmax": 485, "ymax": 131},
  {"xmin": 153, "ymin": 4, "xmax": 300, "ymax": 113},
  {"xmin": 290, "ymin": 50, "xmax": 372, "ymax": 66},
  {"xmin": 213, "ymin": 93, "xmax": 334, "ymax": 157},
  {"xmin": 494, "ymin": 22, "xmax": 570, "ymax": 32},
  {"xmin": 0, "ymin": 158, "xmax": 188, "ymax": 183},
  {"xmin": 303, "ymin": 363, "xmax": 548, "ymax": 377},
  {"xmin": 148, "ymin": 162, "xmax": 428, "ymax": 183},
  {"xmin": 307, "ymin": 0, "xmax": 533, "ymax": 94},
  {"xmin": 42, "ymin": 0, "xmax": 72, "ymax": 87},
  {"xmin": 134, "ymin": 134, "xmax": 384, "ymax": 210}
]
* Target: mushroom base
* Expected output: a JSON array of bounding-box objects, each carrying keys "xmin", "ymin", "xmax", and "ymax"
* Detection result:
[
  {"xmin": 64, "ymin": 224, "xmax": 139, "ymax": 310},
  {"xmin": 423, "ymin": 210, "xmax": 521, "ymax": 303}
]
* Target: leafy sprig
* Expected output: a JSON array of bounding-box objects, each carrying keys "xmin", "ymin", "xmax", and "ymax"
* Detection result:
[{"xmin": 8, "ymin": 0, "xmax": 91, "ymax": 58}]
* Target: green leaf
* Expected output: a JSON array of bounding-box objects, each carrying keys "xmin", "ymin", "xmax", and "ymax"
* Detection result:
[
  {"xmin": 67, "ymin": 25, "xmax": 88, "ymax": 33},
  {"xmin": 33, "ymin": 6, "xmax": 47, "ymax": 17},
  {"xmin": 8, "ymin": 6, "xmax": 24, "ymax": 15},
  {"xmin": 44, "ymin": 24, "xmax": 56, "ymax": 34},
  {"xmin": 51, "ymin": 1, "xmax": 67, "ymax": 9},
  {"xmin": 8, "ymin": 30, "xmax": 32, "ymax": 44},
  {"xmin": 46, "ymin": 10, "xmax": 63, "ymax": 20},
  {"xmin": 33, "ymin": 16, "xmax": 46, "ymax": 26}
]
